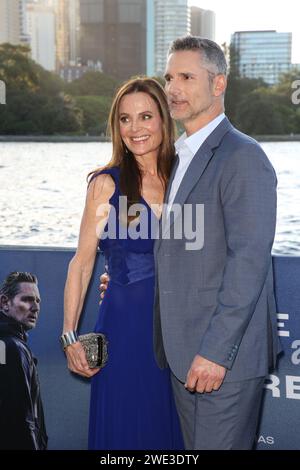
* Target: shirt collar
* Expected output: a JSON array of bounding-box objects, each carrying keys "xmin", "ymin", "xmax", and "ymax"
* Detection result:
[{"xmin": 175, "ymin": 113, "xmax": 225, "ymax": 156}]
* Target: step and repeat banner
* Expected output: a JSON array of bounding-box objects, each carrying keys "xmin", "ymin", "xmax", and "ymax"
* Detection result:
[
  {"xmin": 0, "ymin": 248, "xmax": 299, "ymax": 450},
  {"xmin": 256, "ymin": 256, "xmax": 300, "ymax": 450}
]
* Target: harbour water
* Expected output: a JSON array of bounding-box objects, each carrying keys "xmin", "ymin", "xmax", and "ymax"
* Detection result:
[{"xmin": 0, "ymin": 141, "xmax": 299, "ymax": 255}]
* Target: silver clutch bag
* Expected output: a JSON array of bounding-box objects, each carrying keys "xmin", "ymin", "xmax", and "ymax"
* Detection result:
[{"xmin": 78, "ymin": 332, "xmax": 108, "ymax": 369}]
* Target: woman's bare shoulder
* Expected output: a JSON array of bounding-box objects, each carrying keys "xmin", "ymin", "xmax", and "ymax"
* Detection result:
[{"xmin": 87, "ymin": 171, "xmax": 116, "ymax": 203}]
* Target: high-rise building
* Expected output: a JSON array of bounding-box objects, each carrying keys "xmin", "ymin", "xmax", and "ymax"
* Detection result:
[
  {"xmin": 190, "ymin": 6, "xmax": 215, "ymax": 40},
  {"xmin": 231, "ymin": 30, "xmax": 293, "ymax": 85},
  {"xmin": 146, "ymin": 0, "xmax": 155, "ymax": 76},
  {"xmin": 53, "ymin": 0, "xmax": 80, "ymax": 72},
  {"xmin": 26, "ymin": 2, "xmax": 56, "ymax": 71},
  {"xmin": 19, "ymin": 0, "xmax": 31, "ymax": 45},
  {"xmin": 79, "ymin": 0, "xmax": 147, "ymax": 81},
  {"xmin": 69, "ymin": 0, "xmax": 80, "ymax": 64},
  {"xmin": 152, "ymin": 0, "xmax": 190, "ymax": 76},
  {"xmin": 0, "ymin": 0, "xmax": 21, "ymax": 45},
  {"xmin": 55, "ymin": 0, "xmax": 70, "ymax": 68}
]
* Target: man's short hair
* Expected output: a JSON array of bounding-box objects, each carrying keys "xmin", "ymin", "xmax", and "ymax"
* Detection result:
[
  {"xmin": 0, "ymin": 272, "xmax": 38, "ymax": 300},
  {"xmin": 168, "ymin": 35, "xmax": 227, "ymax": 76}
]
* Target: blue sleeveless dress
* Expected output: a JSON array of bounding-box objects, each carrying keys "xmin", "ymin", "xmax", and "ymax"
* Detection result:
[{"xmin": 88, "ymin": 167, "xmax": 183, "ymax": 450}]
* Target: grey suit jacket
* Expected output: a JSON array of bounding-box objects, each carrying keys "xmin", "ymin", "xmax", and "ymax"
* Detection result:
[{"xmin": 153, "ymin": 117, "xmax": 281, "ymax": 383}]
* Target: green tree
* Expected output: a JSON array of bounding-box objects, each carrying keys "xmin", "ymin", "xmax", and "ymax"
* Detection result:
[
  {"xmin": 74, "ymin": 95, "xmax": 112, "ymax": 135},
  {"xmin": 273, "ymin": 69, "xmax": 300, "ymax": 133},
  {"xmin": 235, "ymin": 88, "xmax": 296, "ymax": 135},
  {"xmin": 0, "ymin": 43, "xmax": 82, "ymax": 134},
  {"xmin": 225, "ymin": 43, "xmax": 268, "ymax": 126},
  {"xmin": 64, "ymin": 71, "xmax": 120, "ymax": 97},
  {"xmin": 274, "ymin": 68, "xmax": 300, "ymax": 99}
]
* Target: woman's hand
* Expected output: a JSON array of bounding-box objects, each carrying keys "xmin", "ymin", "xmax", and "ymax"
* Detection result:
[{"xmin": 65, "ymin": 342, "xmax": 100, "ymax": 378}]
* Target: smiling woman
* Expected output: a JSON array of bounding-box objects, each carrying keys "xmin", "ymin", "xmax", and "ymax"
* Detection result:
[
  {"xmin": 99, "ymin": 76, "xmax": 176, "ymax": 211},
  {"xmin": 62, "ymin": 77, "xmax": 183, "ymax": 450}
]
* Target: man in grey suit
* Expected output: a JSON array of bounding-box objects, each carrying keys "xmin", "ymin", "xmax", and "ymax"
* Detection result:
[
  {"xmin": 100, "ymin": 36, "xmax": 280, "ymax": 449},
  {"xmin": 152, "ymin": 36, "xmax": 280, "ymax": 450}
]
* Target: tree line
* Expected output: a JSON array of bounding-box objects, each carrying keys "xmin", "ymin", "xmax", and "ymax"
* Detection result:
[{"xmin": 0, "ymin": 43, "xmax": 299, "ymax": 136}]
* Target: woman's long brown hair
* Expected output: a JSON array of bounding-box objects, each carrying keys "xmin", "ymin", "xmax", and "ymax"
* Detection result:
[{"xmin": 88, "ymin": 77, "xmax": 176, "ymax": 208}]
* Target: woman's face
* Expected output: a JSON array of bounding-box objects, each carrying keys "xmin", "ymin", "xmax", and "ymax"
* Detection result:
[{"xmin": 118, "ymin": 91, "xmax": 163, "ymax": 160}]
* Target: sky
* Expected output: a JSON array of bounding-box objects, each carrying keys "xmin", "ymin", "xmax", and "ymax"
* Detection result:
[{"xmin": 189, "ymin": 0, "xmax": 300, "ymax": 63}]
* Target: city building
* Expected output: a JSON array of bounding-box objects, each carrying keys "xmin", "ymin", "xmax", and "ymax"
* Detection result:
[
  {"xmin": 68, "ymin": 0, "xmax": 80, "ymax": 65},
  {"xmin": 58, "ymin": 62, "xmax": 101, "ymax": 82},
  {"xmin": 190, "ymin": 6, "xmax": 215, "ymax": 40},
  {"xmin": 231, "ymin": 30, "xmax": 294, "ymax": 85},
  {"xmin": 79, "ymin": 0, "xmax": 147, "ymax": 81},
  {"xmin": 19, "ymin": 0, "xmax": 31, "ymax": 45},
  {"xmin": 26, "ymin": 2, "xmax": 56, "ymax": 71},
  {"xmin": 150, "ymin": 0, "xmax": 190, "ymax": 76},
  {"xmin": 146, "ymin": 0, "xmax": 155, "ymax": 76},
  {"xmin": 55, "ymin": 0, "xmax": 70, "ymax": 69},
  {"xmin": 0, "ymin": 0, "xmax": 21, "ymax": 45}
]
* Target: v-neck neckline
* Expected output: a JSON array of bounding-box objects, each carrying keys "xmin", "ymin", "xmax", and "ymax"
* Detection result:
[{"xmin": 140, "ymin": 196, "xmax": 162, "ymax": 221}]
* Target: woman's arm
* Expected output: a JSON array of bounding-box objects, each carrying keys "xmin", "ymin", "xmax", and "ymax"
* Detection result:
[{"xmin": 63, "ymin": 173, "xmax": 115, "ymax": 377}]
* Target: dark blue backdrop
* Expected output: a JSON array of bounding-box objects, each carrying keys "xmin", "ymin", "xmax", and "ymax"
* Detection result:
[{"xmin": 0, "ymin": 247, "xmax": 299, "ymax": 449}]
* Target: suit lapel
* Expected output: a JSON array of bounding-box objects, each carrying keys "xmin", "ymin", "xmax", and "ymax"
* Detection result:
[
  {"xmin": 163, "ymin": 117, "xmax": 233, "ymax": 236},
  {"xmin": 156, "ymin": 117, "xmax": 233, "ymax": 249},
  {"xmin": 172, "ymin": 141, "xmax": 213, "ymax": 209}
]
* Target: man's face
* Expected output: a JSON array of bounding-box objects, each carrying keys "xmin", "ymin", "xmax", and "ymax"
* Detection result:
[
  {"xmin": 164, "ymin": 50, "xmax": 224, "ymax": 132},
  {"xmin": 3, "ymin": 282, "xmax": 41, "ymax": 330}
]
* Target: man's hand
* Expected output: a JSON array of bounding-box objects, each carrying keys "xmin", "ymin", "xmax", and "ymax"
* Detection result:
[
  {"xmin": 99, "ymin": 273, "xmax": 110, "ymax": 302},
  {"xmin": 185, "ymin": 355, "xmax": 226, "ymax": 393}
]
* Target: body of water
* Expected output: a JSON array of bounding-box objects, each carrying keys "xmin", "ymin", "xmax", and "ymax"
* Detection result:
[{"xmin": 0, "ymin": 141, "xmax": 299, "ymax": 255}]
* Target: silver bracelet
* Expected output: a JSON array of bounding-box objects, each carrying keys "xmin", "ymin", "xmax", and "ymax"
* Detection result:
[{"xmin": 60, "ymin": 330, "xmax": 78, "ymax": 350}]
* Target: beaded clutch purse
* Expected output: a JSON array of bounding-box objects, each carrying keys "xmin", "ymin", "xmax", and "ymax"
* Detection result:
[{"xmin": 78, "ymin": 332, "xmax": 108, "ymax": 369}]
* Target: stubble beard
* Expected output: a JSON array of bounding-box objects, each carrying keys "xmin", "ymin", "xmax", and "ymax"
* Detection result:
[{"xmin": 171, "ymin": 101, "xmax": 213, "ymax": 125}]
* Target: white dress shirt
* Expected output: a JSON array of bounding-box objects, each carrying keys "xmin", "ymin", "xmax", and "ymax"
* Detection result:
[{"xmin": 166, "ymin": 113, "xmax": 225, "ymax": 216}]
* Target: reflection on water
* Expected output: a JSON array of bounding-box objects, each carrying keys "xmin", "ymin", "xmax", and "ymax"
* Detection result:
[{"xmin": 0, "ymin": 141, "xmax": 299, "ymax": 255}]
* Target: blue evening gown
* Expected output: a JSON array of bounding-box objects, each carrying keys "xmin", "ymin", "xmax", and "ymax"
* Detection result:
[{"xmin": 88, "ymin": 166, "xmax": 183, "ymax": 450}]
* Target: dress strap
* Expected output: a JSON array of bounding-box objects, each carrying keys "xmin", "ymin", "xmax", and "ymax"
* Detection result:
[
  {"xmin": 89, "ymin": 166, "xmax": 120, "ymax": 184},
  {"xmin": 88, "ymin": 166, "xmax": 120, "ymax": 207}
]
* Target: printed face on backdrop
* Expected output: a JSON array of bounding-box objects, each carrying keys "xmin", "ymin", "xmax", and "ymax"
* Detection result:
[{"xmin": 1, "ymin": 282, "xmax": 41, "ymax": 330}]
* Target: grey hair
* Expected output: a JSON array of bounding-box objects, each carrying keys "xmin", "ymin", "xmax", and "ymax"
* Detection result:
[{"xmin": 168, "ymin": 35, "xmax": 227, "ymax": 76}]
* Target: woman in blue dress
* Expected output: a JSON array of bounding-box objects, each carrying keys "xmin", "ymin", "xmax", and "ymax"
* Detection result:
[{"xmin": 62, "ymin": 77, "xmax": 183, "ymax": 450}]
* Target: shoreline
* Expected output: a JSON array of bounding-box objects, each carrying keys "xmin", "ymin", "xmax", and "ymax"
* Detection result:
[
  {"xmin": 0, "ymin": 135, "xmax": 111, "ymax": 143},
  {"xmin": 0, "ymin": 134, "xmax": 300, "ymax": 143}
]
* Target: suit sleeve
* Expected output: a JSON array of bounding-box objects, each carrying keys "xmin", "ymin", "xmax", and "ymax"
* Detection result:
[{"xmin": 198, "ymin": 142, "xmax": 277, "ymax": 369}]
